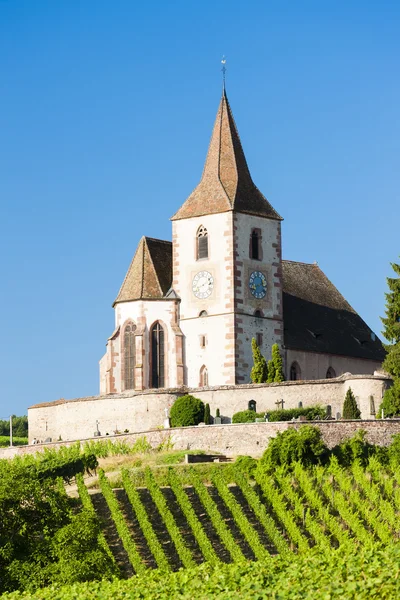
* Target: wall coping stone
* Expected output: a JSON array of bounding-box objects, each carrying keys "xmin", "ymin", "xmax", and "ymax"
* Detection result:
[{"xmin": 29, "ymin": 372, "xmax": 392, "ymax": 410}]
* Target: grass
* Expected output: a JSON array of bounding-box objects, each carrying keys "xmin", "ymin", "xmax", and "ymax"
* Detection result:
[{"xmin": 0, "ymin": 436, "xmax": 28, "ymax": 447}]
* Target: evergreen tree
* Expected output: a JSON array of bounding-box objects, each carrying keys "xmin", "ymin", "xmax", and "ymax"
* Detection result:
[
  {"xmin": 267, "ymin": 359, "xmax": 276, "ymax": 383},
  {"xmin": 379, "ymin": 258, "xmax": 400, "ymax": 416},
  {"xmin": 250, "ymin": 338, "xmax": 268, "ymax": 383},
  {"xmin": 204, "ymin": 403, "xmax": 210, "ymax": 425},
  {"xmin": 272, "ymin": 343, "xmax": 285, "ymax": 382},
  {"xmin": 342, "ymin": 387, "xmax": 361, "ymax": 419}
]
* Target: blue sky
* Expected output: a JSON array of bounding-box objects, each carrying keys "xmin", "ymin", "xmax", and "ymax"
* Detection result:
[{"xmin": 0, "ymin": 1, "xmax": 399, "ymax": 416}]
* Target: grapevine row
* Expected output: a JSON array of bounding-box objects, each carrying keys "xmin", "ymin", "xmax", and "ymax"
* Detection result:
[
  {"xmin": 275, "ymin": 471, "xmax": 331, "ymax": 552},
  {"xmin": 351, "ymin": 462, "xmax": 398, "ymax": 531},
  {"xmin": 121, "ymin": 468, "xmax": 170, "ymax": 571},
  {"xmin": 233, "ymin": 468, "xmax": 291, "ymax": 557},
  {"xmin": 168, "ymin": 468, "xmax": 220, "ymax": 566},
  {"xmin": 76, "ymin": 472, "xmax": 117, "ymax": 567},
  {"xmin": 189, "ymin": 467, "xmax": 245, "ymax": 562},
  {"xmin": 210, "ymin": 469, "xmax": 271, "ymax": 562},
  {"xmin": 255, "ymin": 472, "xmax": 310, "ymax": 552},
  {"xmin": 144, "ymin": 467, "xmax": 196, "ymax": 569},
  {"xmin": 98, "ymin": 469, "xmax": 146, "ymax": 574}
]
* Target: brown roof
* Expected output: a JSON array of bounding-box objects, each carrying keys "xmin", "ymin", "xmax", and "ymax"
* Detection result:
[
  {"xmin": 282, "ymin": 261, "xmax": 385, "ymax": 361},
  {"xmin": 171, "ymin": 90, "xmax": 282, "ymax": 221},
  {"xmin": 113, "ymin": 237, "xmax": 172, "ymax": 305}
]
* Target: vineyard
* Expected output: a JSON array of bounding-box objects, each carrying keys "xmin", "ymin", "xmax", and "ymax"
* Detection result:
[{"xmin": 72, "ymin": 458, "xmax": 400, "ymax": 575}]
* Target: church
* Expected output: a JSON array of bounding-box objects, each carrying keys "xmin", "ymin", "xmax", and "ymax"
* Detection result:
[{"xmin": 99, "ymin": 89, "xmax": 385, "ymax": 395}]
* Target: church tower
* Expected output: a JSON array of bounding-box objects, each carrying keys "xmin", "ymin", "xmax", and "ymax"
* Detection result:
[{"xmin": 171, "ymin": 90, "xmax": 283, "ymax": 387}]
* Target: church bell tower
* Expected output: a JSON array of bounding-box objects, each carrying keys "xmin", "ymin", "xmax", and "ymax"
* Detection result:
[{"xmin": 171, "ymin": 89, "xmax": 283, "ymax": 387}]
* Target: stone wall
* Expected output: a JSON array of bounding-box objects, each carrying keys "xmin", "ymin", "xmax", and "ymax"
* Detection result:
[
  {"xmin": 28, "ymin": 373, "xmax": 391, "ymax": 443},
  {"xmin": 3, "ymin": 419, "xmax": 400, "ymax": 461}
]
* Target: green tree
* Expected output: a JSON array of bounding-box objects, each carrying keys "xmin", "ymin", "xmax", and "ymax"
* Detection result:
[
  {"xmin": 267, "ymin": 359, "xmax": 276, "ymax": 383},
  {"xmin": 379, "ymin": 259, "xmax": 400, "ymax": 416},
  {"xmin": 170, "ymin": 395, "xmax": 205, "ymax": 427},
  {"xmin": 250, "ymin": 338, "xmax": 268, "ymax": 383},
  {"xmin": 204, "ymin": 403, "xmax": 210, "ymax": 425},
  {"xmin": 272, "ymin": 343, "xmax": 285, "ymax": 382},
  {"xmin": 342, "ymin": 387, "xmax": 361, "ymax": 419}
]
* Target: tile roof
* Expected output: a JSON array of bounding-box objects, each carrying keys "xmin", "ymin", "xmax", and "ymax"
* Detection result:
[
  {"xmin": 171, "ymin": 90, "xmax": 282, "ymax": 221},
  {"xmin": 113, "ymin": 240, "xmax": 384, "ymax": 362},
  {"xmin": 113, "ymin": 237, "xmax": 172, "ymax": 306},
  {"xmin": 282, "ymin": 260, "xmax": 385, "ymax": 361}
]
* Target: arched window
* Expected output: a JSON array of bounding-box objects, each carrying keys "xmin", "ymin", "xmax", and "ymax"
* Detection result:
[
  {"xmin": 326, "ymin": 367, "xmax": 336, "ymax": 379},
  {"xmin": 123, "ymin": 323, "xmax": 136, "ymax": 390},
  {"xmin": 200, "ymin": 365, "xmax": 208, "ymax": 387},
  {"xmin": 151, "ymin": 322, "xmax": 165, "ymax": 388},
  {"xmin": 254, "ymin": 310, "xmax": 262, "ymax": 318},
  {"xmin": 197, "ymin": 226, "xmax": 208, "ymax": 260},
  {"xmin": 290, "ymin": 362, "xmax": 301, "ymax": 381},
  {"xmin": 199, "ymin": 310, "xmax": 208, "ymax": 317},
  {"xmin": 250, "ymin": 229, "xmax": 261, "ymax": 260}
]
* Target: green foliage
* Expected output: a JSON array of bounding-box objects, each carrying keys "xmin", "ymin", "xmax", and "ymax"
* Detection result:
[
  {"xmin": 342, "ymin": 387, "xmax": 361, "ymax": 419},
  {"xmin": 170, "ymin": 395, "xmax": 205, "ymax": 427},
  {"xmin": 204, "ymin": 403, "xmax": 211, "ymax": 425},
  {"xmin": 266, "ymin": 405, "xmax": 326, "ymax": 422},
  {"xmin": 381, "ymin": 258, "xmax": 400, "ymax": 347},
  {"xmin": 379, "ymin": 379, "xmax": 400, "ymax": 417},
  {"xmin": 232, "ymin": 409, "xmax": 259, "ymax": 423},
  {"xmin": 267, "ymin": 359, "xmax": 276, "ymax": 383},
  {"xmin": 258, "ymin": 425, "xmax": 330, "ymax": 473},
  {"xmin": 234, "ymin": 455, "xmax": 258, "ymax": 478},
  {"xmin": 272, "ymin": 343, "xmax": 285, "ymax": 382},
  {"xmin": 331, "ymin": 430, "xmax": 380, "ymax": 467},
  {"xmin": 0, "ymin": 415, "xmax": 28, "ymax": 438},
  {"xmin": 0, "ymin": 436, "xmax": 28, "ymax": 447},
  {"xmin": 250, "ymin": 338, "xmax": 268, "ymax": 383},
  {"xmin": 6, "ymin": 545, "xmax": 400, "ymax": 599}
]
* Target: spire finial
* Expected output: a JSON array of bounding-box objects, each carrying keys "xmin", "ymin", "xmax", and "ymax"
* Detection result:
[{"xmin": 221, "ymin": 55, "xmax": 227, "ymax": 91}]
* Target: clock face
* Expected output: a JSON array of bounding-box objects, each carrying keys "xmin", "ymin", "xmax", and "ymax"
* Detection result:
[
  {"xmin": 192, "ymin": 271, "xmax": 214, "ymax": 299},
  {"xmin": 249, "ymin": 271, "xmax": 267, "ymax": 299}
]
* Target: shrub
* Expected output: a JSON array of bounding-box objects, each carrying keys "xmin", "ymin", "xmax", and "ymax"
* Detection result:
[
  {"xmin": 204, "ymin": 403, "xmax": 211, "ymax": 425},
  {"xmin": 272, "ymin": 344, "xmax": 285, "ymax": 382},
  {"xmin": 170, "ymin": 395, "xmax": 205, "ymax": 427},
  {"xmin": 250, "ymin": 338, "xmax": 268, "ymax": 383},
  {"xmin": 234, "ymin": 455, "xmax": 258, "ymax": 478},
  {"xmin": 379, "ymin": 379, "xmax": 400, "ymax": 418},
  {"xmin": 342, "ymin": 387, "xmax": 361, "ymax": 419},
  {"xmin": 257, "ymin": 425, "xmax": 329, "ymax": 473},
  {"xmin": 266, "ymin": 406, "xmax": 326, "ymax": 422},
  {"xmin": 331, "ymin": 430, "xmax": 378, "ymax": 467},
  {"xmin": 232, "ymin": 410, "xmax": 257, "ymax": 424},
  {"xmin": 267, "ymin": 359, "xmax": 275, "ymax": 383}
]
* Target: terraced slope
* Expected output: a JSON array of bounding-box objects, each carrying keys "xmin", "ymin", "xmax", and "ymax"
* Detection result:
[{"xmin": 76, "ymin": 462, "xmax": 400, "ymax": 574}]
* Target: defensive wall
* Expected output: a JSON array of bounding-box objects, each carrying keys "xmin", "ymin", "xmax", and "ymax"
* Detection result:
[
  {"xmin": 2, "ymin": 419, "xmax": 400, "ymax": 460},
  {"xmin": 27, "ymin": 372, "xmax": 391, "ymax": 444}
]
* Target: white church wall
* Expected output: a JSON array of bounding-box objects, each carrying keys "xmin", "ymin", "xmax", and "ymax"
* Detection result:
[
  {"xmin": 28, "ymin": 374, "xmax": 390, "ymax": 442},
  {"xmin": 116, "ymin": 299, "xmax": 180, "ymax": 389},
  {"xmin": 285, "ymin": 349, "xmax": 383, "ymax": 382}
]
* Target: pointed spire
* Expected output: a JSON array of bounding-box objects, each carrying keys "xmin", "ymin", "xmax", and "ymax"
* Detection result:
[
  {"xmin": 113, "ymin": 237, "xmax": 172, "ymax": 305},
  {"xmin": 172, "ymin": 90, "xmax": 282, "ymax": 221}
]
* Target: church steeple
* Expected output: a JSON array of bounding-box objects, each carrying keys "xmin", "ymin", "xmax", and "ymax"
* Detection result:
[{"xmin": 172, "ymin": 90, "xmax": 282, "ymax": 221}]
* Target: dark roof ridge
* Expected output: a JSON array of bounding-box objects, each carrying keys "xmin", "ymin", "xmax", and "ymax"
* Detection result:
[
  {"xmin": 282, "ymin": 259, "xmax": 319, "ymax": 266},
  {"xmin": 144, "ymin": 237, "xmax": 172, "ymax": 245}
]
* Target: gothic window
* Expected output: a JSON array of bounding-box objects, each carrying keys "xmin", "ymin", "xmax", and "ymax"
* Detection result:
[
  {"xmin": 151, "ymin": 322, "xmax": 165, "ymax": 389},
  {"xmin": 326, "ymin": 367, "xmax": 336, "ymax": 379},
  {"xmin": 197, "ymin": 226, "xmax": 208, "ymax": 260},
  {"xmin": 200, "ymin": 365, "xmax": 208, "ymax": 387},
  {"xmin": 250, "ymin": 229, "xmax": 261, "ymax": 260},
  {"xmin": 123, "ymin": 323, "xmax": 136, "ymax": 390},
  {"xmin": 290, "ymin": 362, "xmax": 301, "ymax": 381}
]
